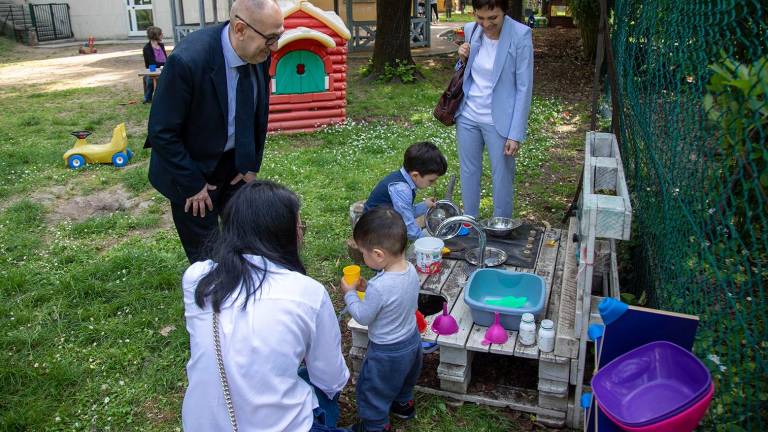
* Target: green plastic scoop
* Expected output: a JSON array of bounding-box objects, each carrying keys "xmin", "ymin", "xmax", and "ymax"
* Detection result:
[{"xmin": 485, "ymin": 296, "xmax": 528, "ymax": 308}]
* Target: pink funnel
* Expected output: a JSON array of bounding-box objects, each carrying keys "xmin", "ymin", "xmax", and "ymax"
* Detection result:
[
  {"xmin": 431, "ymin": 302, "xmax": 459, "ymax": 335},
  {"xmin": 482, "ymin": 312, "xmax": 508, "ymax": 345}
]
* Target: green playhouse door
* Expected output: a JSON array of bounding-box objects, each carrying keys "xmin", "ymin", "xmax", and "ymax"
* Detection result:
[{"xmin": 275, "ymin": 50, "xmax": 326, "ymax": 94}]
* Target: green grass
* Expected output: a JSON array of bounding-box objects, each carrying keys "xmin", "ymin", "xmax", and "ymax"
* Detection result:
[
  {"xmin": 441, "ymin": 12, "xmax": 475, "ymax": 23},
  {"xmin": 0, "ymin": 39, "xmax": 585, "ymax": 430}
]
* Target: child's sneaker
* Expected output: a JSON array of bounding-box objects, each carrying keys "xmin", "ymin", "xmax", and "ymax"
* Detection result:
[
  {"xmin": 346, "ymin": 422, "xmax": 391, "ymax": 432},
  {"xmin": 390, "ymin": 399, "xmax": 416, "ymax": 419}
]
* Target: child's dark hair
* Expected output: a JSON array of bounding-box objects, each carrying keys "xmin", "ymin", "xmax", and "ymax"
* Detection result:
[
  {"xmin": 403, "ymin": 141, "xmax": 448, "ymax": 177},
  {"xmin": 472, "ymin": 0, "xmax": 508, "ymax": 12},
  {"xmin": 354, "ymin": 207, "xmax": 408, "ymax": 255}
]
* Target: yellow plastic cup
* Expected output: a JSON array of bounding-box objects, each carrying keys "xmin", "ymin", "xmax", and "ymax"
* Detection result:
[
  {"xmin": 343, "ymin": 265, "xmax": 361, "ymax": 286},
  {"xmin": 356, "ymin": 290, "xmax": 366, "ymax": 300}
]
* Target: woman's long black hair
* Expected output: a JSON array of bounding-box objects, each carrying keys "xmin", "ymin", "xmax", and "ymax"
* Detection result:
[{"xmin": 194, "ymin": 180, "xmax": 306, "ymax": 312}]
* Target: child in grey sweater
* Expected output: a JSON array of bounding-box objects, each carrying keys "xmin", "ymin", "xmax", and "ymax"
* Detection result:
[{"xmin": 340, "ymin": 207, "xmax": 422, "ymax": 432}]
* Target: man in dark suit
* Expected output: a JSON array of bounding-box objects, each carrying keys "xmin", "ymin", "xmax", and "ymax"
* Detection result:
[{"xmin": 145, "ymin": 0, "xmax": 284, "ymax": 263}]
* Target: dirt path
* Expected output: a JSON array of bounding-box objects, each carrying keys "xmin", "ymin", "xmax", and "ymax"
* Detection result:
[{"xmin": 0, "ymin": 44, "xmax": 171, "ymax": 92}]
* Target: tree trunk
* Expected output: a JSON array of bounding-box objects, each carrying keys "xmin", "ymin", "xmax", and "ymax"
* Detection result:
[
  {"xmin": 579, "ymin": 23, "xmax": 598, "ymax": 60},
  {"xmin": 371, "ymin": 0, "xmax": 414, "ymax": 78}
]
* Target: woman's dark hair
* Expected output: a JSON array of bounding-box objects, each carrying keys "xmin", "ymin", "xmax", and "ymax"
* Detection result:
[
  {"xmin": 195, "ymin": 180, "xmax": 305, "ymax": 312},
  {"xmin": 472, "ymin": 0, "xmax": 508, "ymax": 12},
  {"xmin": 146, "ymin": 26, "xmax": 163, "ymax": 41},
  {"xmin": 354, "ymin": 207, "xmax": 407, "ymax": 255},
  {"xmin": 403, "ymin": 141, "xmax": 448, "ymax": 177}
]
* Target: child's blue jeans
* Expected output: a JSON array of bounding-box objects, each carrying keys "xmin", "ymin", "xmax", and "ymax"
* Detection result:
[{"xmin": 356, "ymin": 331, "xmax": 423, "ymax": 430}]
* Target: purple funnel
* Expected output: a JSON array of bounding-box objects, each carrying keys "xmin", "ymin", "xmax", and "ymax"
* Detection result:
[
  {"xmin": 431, "ymin": 302, "xmax": 459, "ymax": 335},
  {"xmin": 482, "ymin": 312, "xmax": 508, "ymax": 345}
]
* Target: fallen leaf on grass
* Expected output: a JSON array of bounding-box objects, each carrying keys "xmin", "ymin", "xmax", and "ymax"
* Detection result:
[{"xmin": 159, "ymin": 325, "xmax": 176, "ymax": 336}]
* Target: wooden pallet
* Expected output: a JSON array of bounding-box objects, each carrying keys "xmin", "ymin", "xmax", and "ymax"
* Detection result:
[
  {"xmin": 581, "ymin": 132, "xmax": 632, "ymax": 241},
  {"xmin": 347, "ymin": 226, "xmax": 579, "ymax": 427}
]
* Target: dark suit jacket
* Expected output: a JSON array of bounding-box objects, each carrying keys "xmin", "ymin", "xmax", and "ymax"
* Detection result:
[{"xmin": 145, "ymin": 22, "xmax": 270, "ymax": 204}]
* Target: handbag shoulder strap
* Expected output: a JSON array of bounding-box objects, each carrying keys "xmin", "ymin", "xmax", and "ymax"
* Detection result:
[
  {"xmin": 459, "ymin": 23, "xmax": 481, "ymax": 69},
  {"xmin": 213, "ymin": 312, "xmax": 239, "ymax": 432}
]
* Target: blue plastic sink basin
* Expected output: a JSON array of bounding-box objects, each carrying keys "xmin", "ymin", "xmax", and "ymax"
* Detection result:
[{"xmin": 464, "ymin": 269, "xmax": 546, "ymax": 330}]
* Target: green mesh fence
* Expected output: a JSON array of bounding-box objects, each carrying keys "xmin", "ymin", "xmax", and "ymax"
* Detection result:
[{"xmin": 609, "ymin": 0, "xmax": 767, "ymax": 429}]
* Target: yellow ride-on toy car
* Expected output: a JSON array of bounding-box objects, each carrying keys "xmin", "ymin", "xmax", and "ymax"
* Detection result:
[{"xmin": 63, "ymin": 123, "xmax": 133, "ymax": 169}]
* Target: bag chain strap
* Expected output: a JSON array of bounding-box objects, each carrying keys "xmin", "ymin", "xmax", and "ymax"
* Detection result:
[{"xmin": 213, "ymin": 312, "xmax": 239, "ymax": 432}]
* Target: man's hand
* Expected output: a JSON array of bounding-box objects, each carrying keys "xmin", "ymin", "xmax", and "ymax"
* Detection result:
[
  {"xmin": 505, "ymin": 139, "xmax": 520, "ymax": 157},
  {"xmin": 425, "ymin": 197, "xmax": 437, "ymax": 208},
  {"xmin": 229, "ymin": 171, "xmax": 258, "ymax": 185},
  {"xmin": 458, "ymin": 42, "xmax": 470, "ymax": 63},
  {"xmin": 185, "ymin": 183, "xmax": 217, "ymax": 217}
]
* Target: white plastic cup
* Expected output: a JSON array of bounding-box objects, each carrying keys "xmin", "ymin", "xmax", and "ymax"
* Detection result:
[{"xmin": 414, "ymin": 237, "xmax": 444, "ymax": 274}]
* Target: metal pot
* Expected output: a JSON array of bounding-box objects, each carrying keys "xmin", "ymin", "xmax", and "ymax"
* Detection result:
[
  {"xmin": 465, "ymin": 246, "xmax": 508, "ymax": 267},
  {"xmin": 426, "ymin": 199, "xmax": 461, "ymax": 237},
  {"xmin": 480, "ymin": 217, "xmax": 523, "ymax": 237}
]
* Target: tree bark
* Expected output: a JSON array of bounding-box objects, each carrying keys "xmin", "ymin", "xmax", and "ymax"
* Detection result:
[{"xmin": 371, "ymin": 0, "xmax": 415, "ymax": 77}]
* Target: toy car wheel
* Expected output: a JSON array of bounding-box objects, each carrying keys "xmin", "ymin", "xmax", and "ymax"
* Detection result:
[
  {"xmin": 112, "ymin": 152, "xmax": 128, "ymax": 168},
  {"xmin": 126, "ymin": 149, "xmax": 134, "ymax": 160},
  {"xmin": 68, "ymin": 154, "xmax": 86, "ymax": 170}
]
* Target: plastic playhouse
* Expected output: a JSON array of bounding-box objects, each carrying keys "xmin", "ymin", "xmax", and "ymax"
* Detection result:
[
  {"xmin": 63, "ymin": 123, "xmax": 133, "ymax": 169},
  {"xmin": 269, "ymin": 1, "xmax": 351, "ymax": 133}
]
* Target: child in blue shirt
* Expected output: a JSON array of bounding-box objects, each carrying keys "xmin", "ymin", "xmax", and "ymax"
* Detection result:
[
  {"xmin": 363, "ymin": 142, "xmax": 448, "ymax": 240},
  {"xmin": 340, "ymin": 208, "xmax": 423, "ymax": 432}
]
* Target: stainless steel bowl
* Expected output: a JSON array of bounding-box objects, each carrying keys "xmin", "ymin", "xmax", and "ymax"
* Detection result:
[
  {"xmin": 426, "ymin": 200, "xmax": 461, "ymax": 237},
  {"xmin": 464, "ymin": 247, "xmax": 508, "ymax": 267},
  {"xmin": 480, "ymin": 217, "xmax": 523, "ymax": 237}
]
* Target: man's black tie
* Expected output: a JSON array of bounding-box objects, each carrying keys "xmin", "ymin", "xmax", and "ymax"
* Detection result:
[{"xmin": 235, "ymin": 64, "xmax": 256, "ymax": 174}]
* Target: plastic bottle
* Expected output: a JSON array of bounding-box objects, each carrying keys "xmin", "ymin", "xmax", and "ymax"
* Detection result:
[
  {"xmin": 538, "ymin": 319, "xmax": 555, "ymax": 353},
  {"xmin": 518, "ymin": 313, "xmax": 536, "ymax": 346}
]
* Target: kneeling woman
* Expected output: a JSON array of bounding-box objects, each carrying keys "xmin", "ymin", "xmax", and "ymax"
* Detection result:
[{"xmin": 181, "ymin": 180, "xmax": 350, "ymax": 431}]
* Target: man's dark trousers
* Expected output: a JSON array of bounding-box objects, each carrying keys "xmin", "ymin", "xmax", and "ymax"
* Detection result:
[{"xmin": 170, "ymin": 150, "xmax": 244, "ymax": 263}]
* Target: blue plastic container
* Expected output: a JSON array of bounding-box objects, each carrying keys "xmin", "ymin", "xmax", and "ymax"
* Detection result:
[{"xmin": 464, "ymin": 269, "xmax": 547, "ymax": 330}]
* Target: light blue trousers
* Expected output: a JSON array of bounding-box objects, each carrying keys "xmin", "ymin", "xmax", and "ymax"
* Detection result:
[{"xmin": 456, "ymin": 116, "xmax": 516, "ymax": 218}]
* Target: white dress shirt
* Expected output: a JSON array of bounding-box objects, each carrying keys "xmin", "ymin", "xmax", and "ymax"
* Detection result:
[
  {"xmin": 181, "ymin": 255, "xmax": 349, "ymax": 431},
  {"xmin": 463, "ymin": 34, "xmax": 499, "ymax": 125}
]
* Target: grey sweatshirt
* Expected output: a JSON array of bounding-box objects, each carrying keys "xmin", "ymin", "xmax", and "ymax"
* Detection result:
[{"xmin": 343, "ymin": 263, "xmax": 420, "ymax": 344}]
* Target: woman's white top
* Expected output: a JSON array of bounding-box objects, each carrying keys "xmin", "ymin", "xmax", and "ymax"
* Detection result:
[
  {"xmin": 463, "ymin": 34, "xmax": 499, "ymax": 125},
  {"xmin": 181, "ymin": 255, "xmax": 349, "ymax": 432}
]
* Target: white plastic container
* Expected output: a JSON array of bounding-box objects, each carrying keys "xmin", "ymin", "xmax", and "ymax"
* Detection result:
[
  {"xmin": 414, "ymin": 237, "xmax": 444, "ymax": 274},
  {"xmin": 538, "ymin": 319, "xmax": 555, "ymax": 353},
  {"xmin": 519, "ymin": 312, "xmax": 537, "ymax": 346}
]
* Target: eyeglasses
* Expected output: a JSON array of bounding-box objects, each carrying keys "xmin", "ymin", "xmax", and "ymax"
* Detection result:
[{"xmin": 235, "ymin": 14, "xmax": 282, "ymax": 46}]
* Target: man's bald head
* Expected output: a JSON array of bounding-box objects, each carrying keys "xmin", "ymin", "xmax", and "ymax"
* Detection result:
[
  {"xmin": 228, "ymin": 0, "xmax": 284, "ymax": 64},
  {"xmin": 230, "ymin": 0, "xmax": 271, "ymax": 21}
]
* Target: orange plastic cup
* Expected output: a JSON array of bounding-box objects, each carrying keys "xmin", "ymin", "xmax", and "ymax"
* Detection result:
[{"xmin": 343, "ymin": 265, "xmax": 361, "ymax": 286}]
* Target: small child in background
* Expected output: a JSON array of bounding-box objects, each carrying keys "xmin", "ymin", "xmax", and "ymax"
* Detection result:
[
  {"xmin": 363, "ymin": 141, "xmax": 448, "ymax": 240},
  {"xmin": 340, "ymin": 208, "xmax": 422, "ymax": 432}
]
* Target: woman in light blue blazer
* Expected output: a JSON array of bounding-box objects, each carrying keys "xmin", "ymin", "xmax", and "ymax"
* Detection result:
[{"xmin": 455, "ymin": 0, "xmax": 533, "ymax": 218}]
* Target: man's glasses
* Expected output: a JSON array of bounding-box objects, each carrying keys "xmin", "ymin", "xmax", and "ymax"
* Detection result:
[{"xmin": 235, "ymin": 14, "xmax": 282, "ymax": 46}]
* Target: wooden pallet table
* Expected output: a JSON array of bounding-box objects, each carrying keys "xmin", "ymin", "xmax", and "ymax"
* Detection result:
[{"xmin": 347, "ymin": 226, "xmax": 580, "ymax": 427}]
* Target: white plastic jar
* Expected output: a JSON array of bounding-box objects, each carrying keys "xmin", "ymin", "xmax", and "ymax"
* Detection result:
[
  {"xmin": 538, "ymin": 319, "xmax": 555, "ymax": 353},
  {"xmin": 519, "ymin": 313, "xmax": 537, "ymax": 346}
]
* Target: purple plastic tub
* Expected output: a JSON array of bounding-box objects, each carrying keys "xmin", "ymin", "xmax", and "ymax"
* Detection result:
[{"xmin": 591, "ymin": 341, "xmax": 712, "ymax": 426}]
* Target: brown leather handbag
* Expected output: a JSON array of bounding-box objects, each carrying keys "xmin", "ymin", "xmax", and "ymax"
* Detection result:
[{"xmin": 433, "ymin": 24, "xmax": 478, "ymax": 126}]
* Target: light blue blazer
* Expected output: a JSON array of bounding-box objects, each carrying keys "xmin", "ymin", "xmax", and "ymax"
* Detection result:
[{"xmin": 456, "ymin": 17, "xmax": 534, "ymax": 142}]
